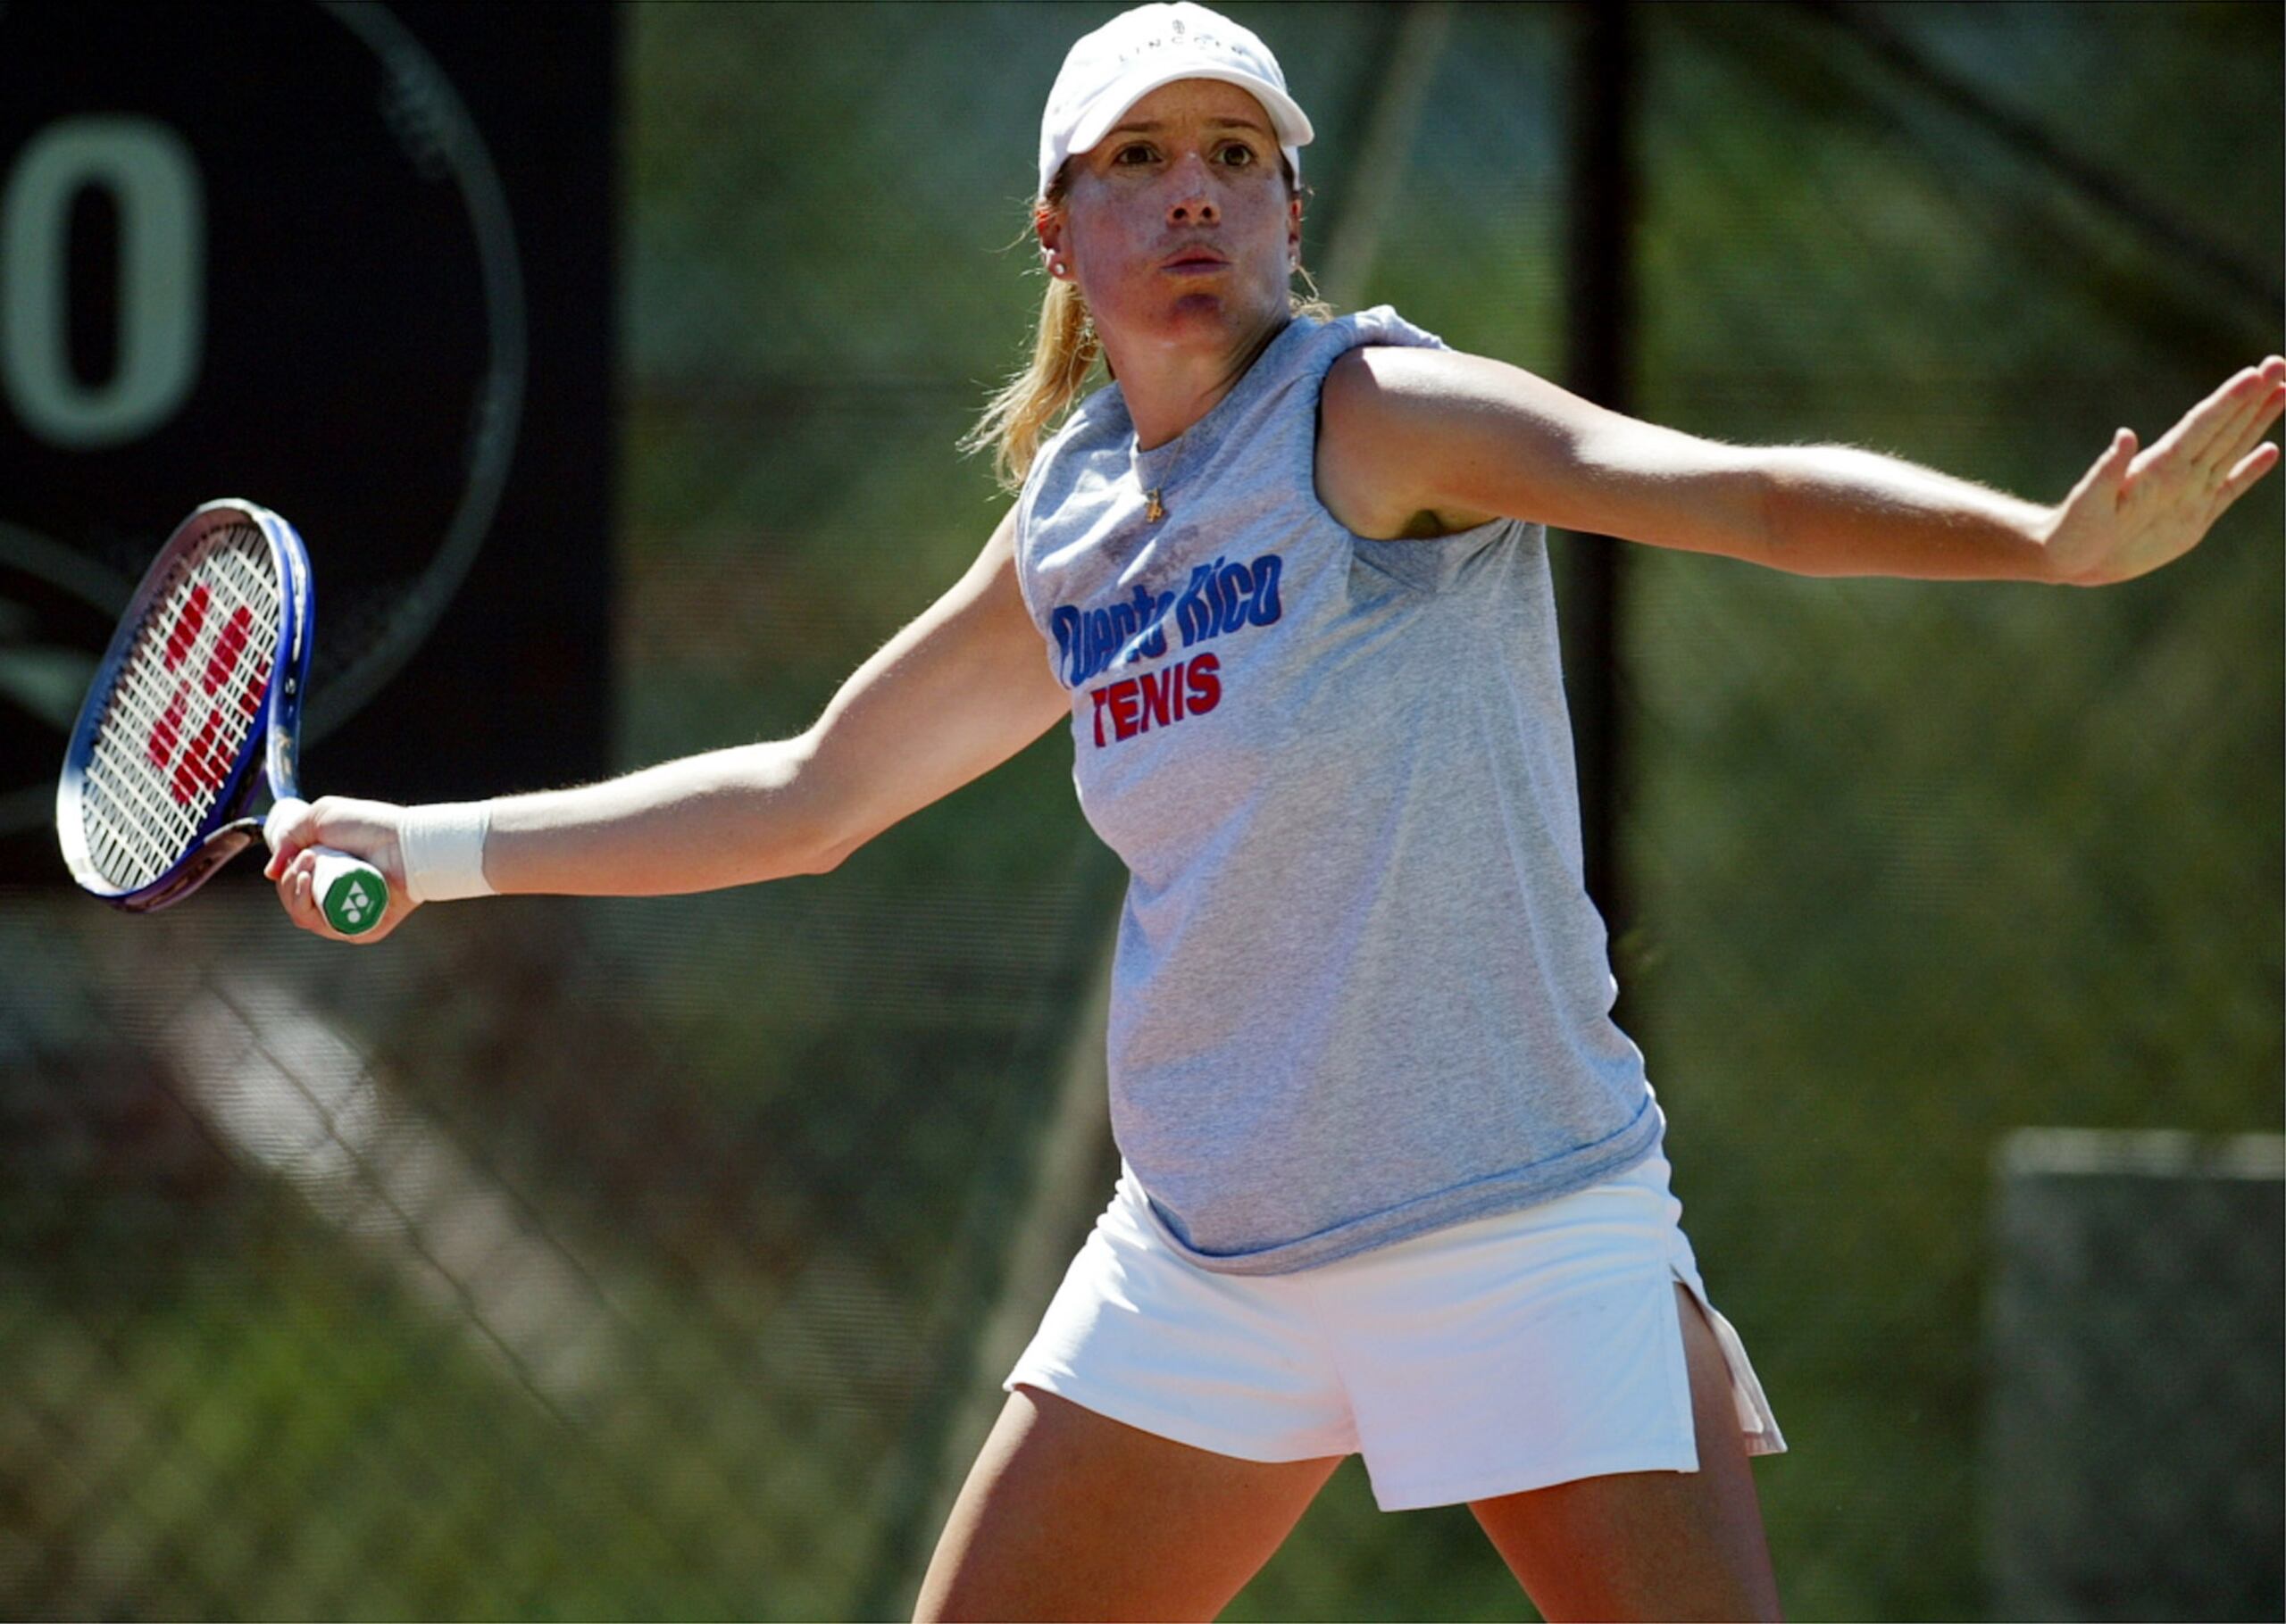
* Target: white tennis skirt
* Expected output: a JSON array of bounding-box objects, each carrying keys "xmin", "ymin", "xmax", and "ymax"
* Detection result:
[{"xmin": 1004, "ymin": 1146, "xmax": 1787, "ymax": 1512}]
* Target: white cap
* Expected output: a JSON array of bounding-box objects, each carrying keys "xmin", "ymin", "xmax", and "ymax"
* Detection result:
[{"xmin": 1037, "ymin": 2, "xmax": 1314, "ymax": 200}]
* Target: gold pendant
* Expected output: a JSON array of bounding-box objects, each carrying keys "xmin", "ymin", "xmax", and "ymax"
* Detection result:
[{"xmin": 1146, "ymin": 487, "xmax": 1164, "ymax": 523}]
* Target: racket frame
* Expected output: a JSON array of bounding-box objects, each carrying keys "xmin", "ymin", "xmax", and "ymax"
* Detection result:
[{"xmin": 57, "ymin": 499, "xmax": 316, "ymax": 912}]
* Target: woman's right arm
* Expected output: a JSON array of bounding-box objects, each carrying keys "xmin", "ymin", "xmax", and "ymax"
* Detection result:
[{"xmin": 269, "ymin": 506, "xmax": 1069, "ymax": 930}]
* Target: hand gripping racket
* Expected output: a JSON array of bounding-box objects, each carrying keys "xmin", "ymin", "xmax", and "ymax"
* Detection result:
[{"xmin": 56, "ymin": 499, "xmax": 389, "ymax": 936}]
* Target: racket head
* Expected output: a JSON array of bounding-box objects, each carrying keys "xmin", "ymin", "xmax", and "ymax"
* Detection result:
[{"xmin": 56, "ymin": 499, "xmax": 313, "ymax": 911}]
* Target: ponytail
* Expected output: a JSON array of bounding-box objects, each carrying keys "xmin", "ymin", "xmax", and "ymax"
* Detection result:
[{"xmin": 961, "ymin": 272, "xmax": 1102, "ymax": 495}]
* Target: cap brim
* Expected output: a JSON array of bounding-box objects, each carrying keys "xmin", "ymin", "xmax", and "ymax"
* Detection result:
[{"xmin": 1065, "ymin": 64, "xmax": 1314, "ymax": 164}]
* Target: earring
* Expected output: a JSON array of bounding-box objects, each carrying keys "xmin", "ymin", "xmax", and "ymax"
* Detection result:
[{"xmin": 1052, "ymin": 259, "xmax": 1067, "ymax": 277}]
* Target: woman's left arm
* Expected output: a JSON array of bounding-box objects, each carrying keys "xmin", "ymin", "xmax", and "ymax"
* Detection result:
[{"xmin": 1318, "ymin": 347, "xmax": 2284, "ymax": 586}]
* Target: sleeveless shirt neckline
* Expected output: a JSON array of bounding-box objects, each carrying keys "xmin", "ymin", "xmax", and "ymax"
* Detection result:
[{"xmin": 1105, "ymin": 316, "xmax": 1310, "ymax": 489}]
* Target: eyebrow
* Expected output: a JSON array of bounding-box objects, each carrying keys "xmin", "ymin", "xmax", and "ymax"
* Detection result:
[{"xmin": 1104, "ymin": 117, "xmax": 1273, "ymax": 139}]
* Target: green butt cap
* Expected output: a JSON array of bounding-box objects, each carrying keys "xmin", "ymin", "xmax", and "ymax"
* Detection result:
[{"xmin": 321, "ymin": 866, "xmax": 388, "ymax": 936}]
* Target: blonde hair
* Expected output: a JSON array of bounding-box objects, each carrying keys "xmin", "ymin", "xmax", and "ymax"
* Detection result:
[{"xmin": 963, "ymin": 164, "xmax": 1334, "ymax": 494}]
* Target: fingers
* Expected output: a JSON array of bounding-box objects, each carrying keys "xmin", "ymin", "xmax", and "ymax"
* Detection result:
[
  {"xmin": 262, "ymin": 796, "xmax": 315, "ymax": 880},
  {"xmin": 2189, "ymin": 358, "xmax": 2286, "ymax": 519},
  {"xmin": 2151, "ymin": 368, "xmax": 2237, "ymax": 470},
  {"xmin": 2086, "ymin": 428, "xmax": 2136, "ymax": 504},
  {"xmin": 2211, "ymin": 378, "xmax": 2286, "ymax": 489},
  {"xmin": 262, "ymin": 795, "xmax": 405, "ymax": 881},
  {"xmin": 2202, "ymin": 374, "xmax": 2284, "ymax": 478},
  {"xmin": 265, "ymin": 796, "xmax": 414, "ymax": 943},
  {"xmin": 2177, "ymin": 359, "xmax": 2285, "ymax": 471},
  {"xmin": 275, "ymin": 848, "xmax": 334, "ymax": 937},
  {"xmin": 2216, "ymin": 440, "xmax": 2283, "ymax": 511},
  {"xmin": 271, "ymin": 843, "xmax": 411, "ymax": 944}
]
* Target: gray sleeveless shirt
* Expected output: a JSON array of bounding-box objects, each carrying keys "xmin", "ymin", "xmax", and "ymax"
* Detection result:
[{"xmin": 1014, "ymin": 306, "xmax": 1664, "ymax": 1275}]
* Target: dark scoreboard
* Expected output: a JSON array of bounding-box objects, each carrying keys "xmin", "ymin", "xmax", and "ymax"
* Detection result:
[{"xmin": 0, "ymin": 2, "xmax": 613, "ymax": 882}]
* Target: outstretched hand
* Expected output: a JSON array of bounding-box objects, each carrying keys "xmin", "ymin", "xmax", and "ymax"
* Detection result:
[{"xmin": 2041, "ymin": 356, "xmax": 2285, "ymax": 587}]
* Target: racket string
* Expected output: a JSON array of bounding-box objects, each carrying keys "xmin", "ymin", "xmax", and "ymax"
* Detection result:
[
  {"xmin": 79, "ymin": 523, "xmax": 283, "ymax": 890},
  {"xmin": 88, "ymin": 549, "xmax": 214, "ymax": 874}
]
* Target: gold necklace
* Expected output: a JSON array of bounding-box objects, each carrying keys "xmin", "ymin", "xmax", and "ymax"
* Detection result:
[
  {"xmin": 1137, "ymin": 322, "xmax": 1285, "ymax": 525},
  {"xmin": 1141, "ymin": 436, "xmax": 1185, "ymax": 523}
]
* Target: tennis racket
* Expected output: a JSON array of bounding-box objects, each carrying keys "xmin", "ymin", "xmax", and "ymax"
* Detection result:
[{"xmin": 56, "ymin": 498, "xmax": 389, "ymax": 936}]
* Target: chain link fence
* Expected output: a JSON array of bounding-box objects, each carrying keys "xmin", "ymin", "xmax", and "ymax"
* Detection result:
[
  {"xmin": 4, "ymin": 3, "xmax": 2279, "ymax": 1618},
  {"xmin": 1985, "ymin": 1128, "xmax": 2283, "ymax": 1622}
]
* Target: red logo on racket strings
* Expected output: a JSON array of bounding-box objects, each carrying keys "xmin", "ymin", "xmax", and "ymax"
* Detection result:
[{"xmin": 144, "ymin": 580, "xmax": 271, "ymax": 804}]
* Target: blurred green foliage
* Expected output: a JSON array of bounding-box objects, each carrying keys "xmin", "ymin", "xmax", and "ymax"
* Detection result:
[{"xmin": 4, "ymin": 4, "xmax": 2276, "ymax": 1620}]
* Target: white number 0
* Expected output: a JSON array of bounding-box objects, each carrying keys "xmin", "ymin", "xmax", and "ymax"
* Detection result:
[{"xmin": 3, "ymin": 115, "xmax": 204, "ymax": 449}]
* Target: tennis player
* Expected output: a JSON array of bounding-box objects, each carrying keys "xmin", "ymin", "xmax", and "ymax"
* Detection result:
[{"xmin": 269, "ymin": 4, "xmax": 2284, "ymax": 1617}]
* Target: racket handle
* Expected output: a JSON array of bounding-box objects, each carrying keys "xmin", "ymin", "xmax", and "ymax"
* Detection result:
[{"xmin": 310, "ymin": 847, "xmax": 388, "ymax": 936}]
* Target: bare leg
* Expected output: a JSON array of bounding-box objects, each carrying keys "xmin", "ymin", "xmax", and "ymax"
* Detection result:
[
  {"xmin": 1470, "ymin": 1283, "xmax": 1782, "ymax": 1622},
  {"xmin": 914, "ymin": 1385, "xmax": 1344, "ymax": 1622}
]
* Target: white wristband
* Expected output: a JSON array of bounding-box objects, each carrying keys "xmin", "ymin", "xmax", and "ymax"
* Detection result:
[{"xmin": 398, "ymin": 802, "xmax": 495, "ymax": 903}]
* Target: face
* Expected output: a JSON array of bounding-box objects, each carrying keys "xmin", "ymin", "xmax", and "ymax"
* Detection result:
[{"xmin": 1039, "ymin": 78, "xmax": 1302, "ymax": 356}]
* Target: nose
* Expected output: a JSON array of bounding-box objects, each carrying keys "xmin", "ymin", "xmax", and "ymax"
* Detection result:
[{"xmin": 1164, "ymin": 153, "xmax": 1219, "ymax": 228}]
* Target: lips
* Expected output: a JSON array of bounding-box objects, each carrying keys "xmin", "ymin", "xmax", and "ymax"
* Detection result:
[{"xmin": 1160, "ymin": 246, "xmax": 1230, "ymax": 272}]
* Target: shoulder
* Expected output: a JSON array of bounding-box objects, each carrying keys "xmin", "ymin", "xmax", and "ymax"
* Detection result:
[
  {"xmin": 1041, "ymin": 382, "xmax": 1130, "ymax": 464},
  {"xmin": 1315, "ymin": 345, "xmax": 1504, "ymax": 540},
  {"xmin": 1021, "ymin": 384, "xmax": 1126, "ymax": 507},
  {"xmin": 1320, "ymin": 343, "xmax": 1479, "ymax": 425},
  {"xmin": 1309, "ymin": 303, "xmax": 1480, "ymax": 460}
]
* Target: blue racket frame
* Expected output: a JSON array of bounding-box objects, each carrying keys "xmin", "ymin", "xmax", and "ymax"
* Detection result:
[{"xmin": 57, "ymin": 499, "xmax": 319, "ymax": 912}]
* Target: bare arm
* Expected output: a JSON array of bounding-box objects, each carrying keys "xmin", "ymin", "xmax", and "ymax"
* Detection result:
[
  {"xmin": 1319, "ymin": 347, "xmax": 2285, "ymax": 585},
  {"xmin": 492, "ymin": 505, "xmax": 1066, "ymax": 891},
  {"xmin": 269, "ymin": 507, "xmax": 1068, "ymax": 923},
  {"xmin": 1315, "ymin": 346, "xmax": 2048, "ymax": 580},
  {"xmin": 1754, "ymin": 445, "xmax": 2052, "ymax": 581}
]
